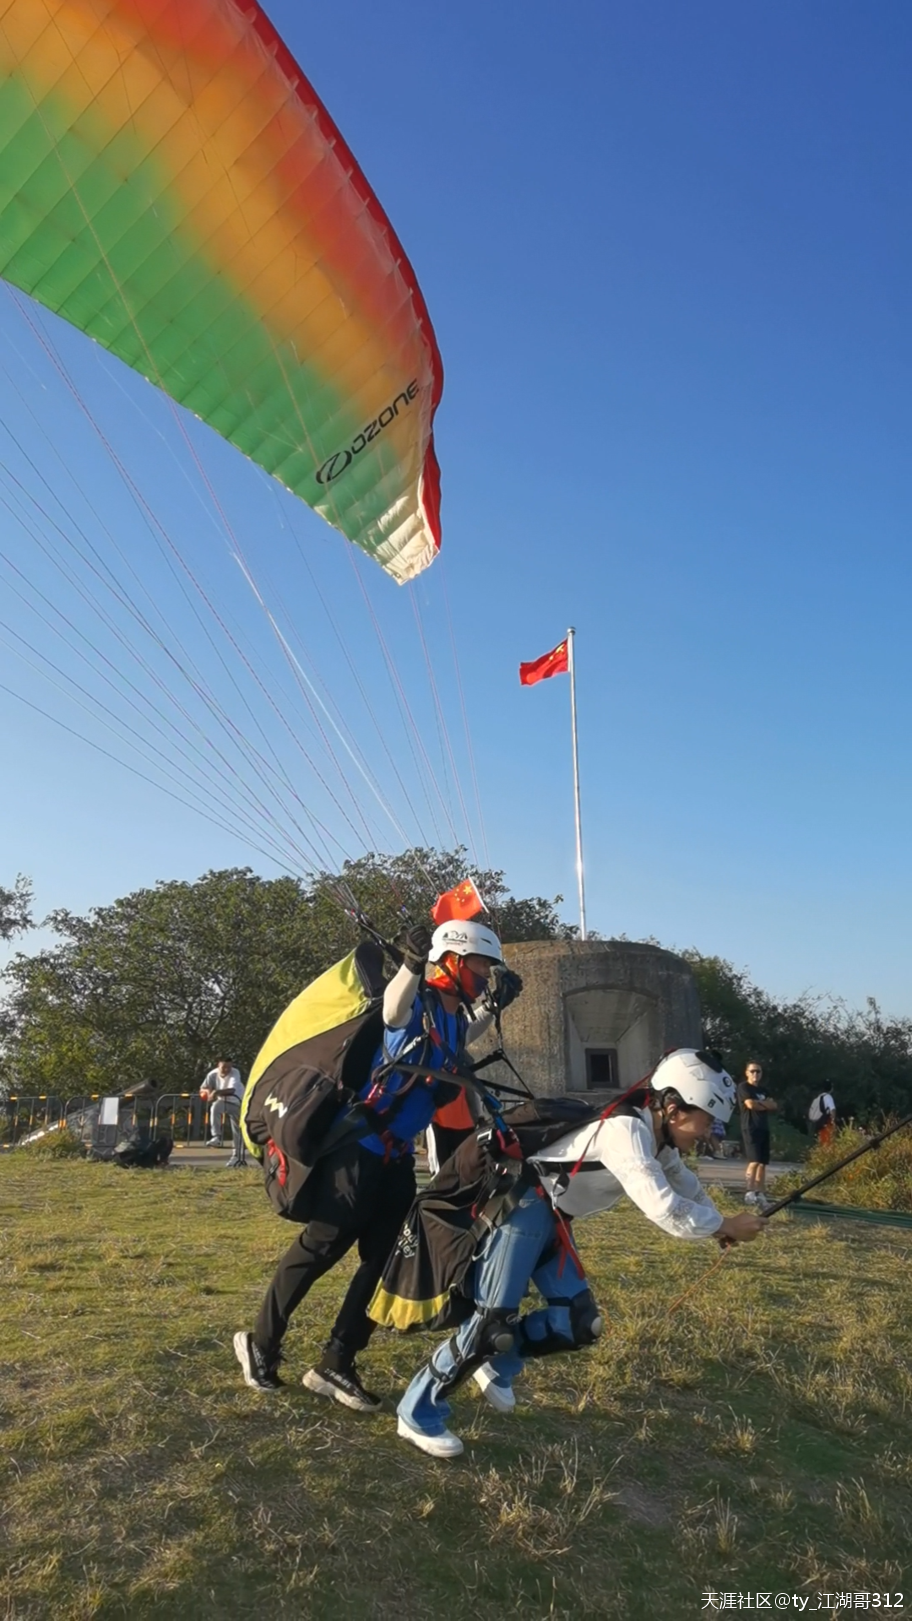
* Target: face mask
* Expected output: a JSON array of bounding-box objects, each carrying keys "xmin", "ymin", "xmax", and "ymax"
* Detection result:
[
  {"xmin": 455, "ymin": 961, "xmax": 489, "ymax": 1001},
  {"xmin": 428, "ymin": 953, "xmax": 488, "ymax": 1003}
]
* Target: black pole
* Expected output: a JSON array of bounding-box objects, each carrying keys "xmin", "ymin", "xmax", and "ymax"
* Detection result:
[{"xmin": 762, "ymin": 1114, "xmax": 912, "ymax": 1218}]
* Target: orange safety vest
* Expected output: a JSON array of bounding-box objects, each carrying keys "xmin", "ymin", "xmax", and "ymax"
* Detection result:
[{"xmin": 431, "ymin": 1091, "xmax": 475, "ymax": 1132}]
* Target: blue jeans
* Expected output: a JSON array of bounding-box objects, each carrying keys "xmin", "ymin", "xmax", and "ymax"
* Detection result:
[{"xmin": 397, "ymin": 1189, "xmax": 589, "ymax": 1436}]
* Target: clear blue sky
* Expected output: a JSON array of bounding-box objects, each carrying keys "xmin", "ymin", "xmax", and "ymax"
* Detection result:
[{"xmin": 2, "ymin": 0, "xmax": 911, "ymax": 1014}]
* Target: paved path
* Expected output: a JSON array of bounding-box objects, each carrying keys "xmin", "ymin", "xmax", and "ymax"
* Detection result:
[
  {"xmin": 167, "ymin": 1145, "xmax": 254, "ymax": 1169},
  {"xmin": 169, "ymin": 1144, "xmax": 802, "ymax": 1189},
  {"xmin": 694, "ymin": 1158, "xmax": 799, "ymax": 1191}
]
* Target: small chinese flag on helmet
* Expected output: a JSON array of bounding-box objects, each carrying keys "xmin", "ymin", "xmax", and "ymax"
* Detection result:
[
  {"xmin": 431, "ymin": 878, "xmax": 485, "ymax": 924},
  {"xmin": 519, "ymin": 639, "xmax": 569, "ymax": 686}
]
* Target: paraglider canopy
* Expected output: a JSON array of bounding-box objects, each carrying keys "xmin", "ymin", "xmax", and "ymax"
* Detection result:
[{"xmin": 0, "ymin": 0, "xmax": 443, "ymax": 582}]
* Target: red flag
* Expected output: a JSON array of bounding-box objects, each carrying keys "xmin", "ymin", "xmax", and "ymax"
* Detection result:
[
  {"xmin": 519, "ymin": 639, "xmax": 569, "ymax": 686},
  {"xmin": 431, "ymin": 878, "xmax": 485, "ymax": 924}
]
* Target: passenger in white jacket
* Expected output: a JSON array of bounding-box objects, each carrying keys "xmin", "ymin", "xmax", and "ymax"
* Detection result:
[
  {"xmin": 529, "ymin": 1101, "xmax": 728, "ymax": 1237},
  {"xmin": 396, "ymin": 1049, "xmax": 765, "ymax": 1459}
]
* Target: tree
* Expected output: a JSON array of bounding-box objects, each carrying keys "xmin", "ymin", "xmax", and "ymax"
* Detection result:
[
  {"xmin": 684, "ymin": 951, "xmax": 912, "ymax": 1125},
  {"xmin": 0, "ymin": 876, "xmax": 32, "ymax": 942},
  {"xmin": 310, "ymin": 847, "xmax": 578, "ymax": 948},
  {"xmin": 1, "ymin": 869, "xmax": 315, "ymax": 1097},
  {"xmin": 0, "ymin": 851, "xmax": 575, "ymax": 1099}
]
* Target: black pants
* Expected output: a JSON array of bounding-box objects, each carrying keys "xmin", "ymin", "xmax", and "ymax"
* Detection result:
[
  {"xmin": 253, "ymin": 1139, "xmax": 416, "ymax": 1367},
  {"xmin": 742, "ymin": 1130, "xmax": 770, "ymax": 1166}
]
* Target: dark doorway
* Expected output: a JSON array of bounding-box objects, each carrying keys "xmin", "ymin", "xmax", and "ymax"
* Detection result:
[{"xmin": 585, "ymin": 1048, "xmax": 619, "ymax": 1089}]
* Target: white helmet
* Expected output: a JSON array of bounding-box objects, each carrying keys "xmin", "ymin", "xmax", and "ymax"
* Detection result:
[
  {"xmin": 428, "ymin": 919, "xmax": 504, "ymax": 963},
  {"xmin": 651, "ymin": 1049, "xmax": 735, "ymax": 1123}
]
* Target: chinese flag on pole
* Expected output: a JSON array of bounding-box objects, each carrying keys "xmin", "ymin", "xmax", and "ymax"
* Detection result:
[
  {"xmin": 431, "ymin": 878, "xmax": 485, "ymax": 924},
  {"xmin": 519, "ymin": 639, "xmax": 569, "ymax": 686}
]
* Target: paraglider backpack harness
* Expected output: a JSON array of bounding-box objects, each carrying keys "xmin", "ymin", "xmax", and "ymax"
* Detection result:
[
  {"xmin": 454, "ymin": 1083, "xmax": 665, "ymax": 1271},
  {"xmin": 241, "ymin": 942, "xmax": 396, "ymax": 1222},
  {"xmin": 368, "ymin": 1085, "xmax": 658, "ymax": 1336},
  {"xmin": 361, "ymin": 979, "xmax": 471, "ymax": 1162},
  {"xmin": 241, "ymin": 946, "xmax": 486, "ymax": 1221}
]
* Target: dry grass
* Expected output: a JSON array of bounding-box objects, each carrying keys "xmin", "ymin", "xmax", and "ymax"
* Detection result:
[
  {"xmin": 1, "ymin": 1159, "xmax": 911, "ymax": 1619},
  {"xmin": 775, "ymin": 1117, "xmax": 912, "ymax": 1210}
]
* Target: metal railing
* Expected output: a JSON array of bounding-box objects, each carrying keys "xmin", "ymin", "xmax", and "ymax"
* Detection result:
[
  {"xmin": 2, "ymin": 1090, "xmax": 243, "ymax": 1149},
  {"xmin": 146, "ymin": 1094, "xmax": 240, "ymax": 1146},
  {"xmin": 150, "ymin": 1093, "xmax": 202, "ymax": 1145},
  {"xmin": 2, "ymin": 1094, "xmax": 65, "ymax": 1143}
]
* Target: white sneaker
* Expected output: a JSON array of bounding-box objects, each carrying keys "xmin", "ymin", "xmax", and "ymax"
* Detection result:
[
  {"xmin": 744, "ymin": 1191, "xmax": 759, "ymax": 1205},
  {"xmin": 396, "ymin": 1415, "xmax": 464, "ymax": 1459},
  {"xmin": 473, "ymin": 1362, "xmax": 516, "ymax": 1413}
]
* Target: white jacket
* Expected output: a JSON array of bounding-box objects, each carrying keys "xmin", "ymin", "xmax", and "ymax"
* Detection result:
[{"xmin": 531, "ymin": 1107, "xmax": 723, "ymax": 1240}]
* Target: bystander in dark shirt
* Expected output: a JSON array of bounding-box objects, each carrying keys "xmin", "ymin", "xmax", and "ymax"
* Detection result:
[{"xmin": 737, "ymin": 1078, "xmax": 770, "ymax": 1148}]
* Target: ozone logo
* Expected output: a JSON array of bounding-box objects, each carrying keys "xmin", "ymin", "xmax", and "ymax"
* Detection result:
[{"xmin": 316, "ymin": 380, "xmax": 419, "ymax": 485}]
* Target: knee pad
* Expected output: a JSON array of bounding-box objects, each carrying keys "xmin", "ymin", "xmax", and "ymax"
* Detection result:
[
  {"xmin": 569, "ymin": 1287, "xmax": 603, "ymax": 1346},
  {"xmin": 519, "ymin": 1289, "xmax": 603, "ymax": 1360},
  {"xmin": 517, "ymin": 1323, "xmax": 573, "ymax": 1360},
  {"xmin": 480, "ymin": 1308, "xmax": 519, "ymax": 1359},
  {"xmin": 431, "ymin": 1307, "xmax": 517, "ymax": 1396}
]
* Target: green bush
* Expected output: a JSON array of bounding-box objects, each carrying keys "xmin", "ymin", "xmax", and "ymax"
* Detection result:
[
  {"xmin": 776, "ymin": 1117, "xmax": 912, "ymax": 1210},
  {"xmin": 768, "ymin": 1117, "xmax": 811, "ymax": 1161},
  {"xmin": 20, "ymin": 1126, "xmax": 86, "ymax": 1160}
]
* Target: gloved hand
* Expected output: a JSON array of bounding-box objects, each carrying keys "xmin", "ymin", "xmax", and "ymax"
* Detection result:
[
  {"xmin": 492, "ymin": 968, "xmax": 523, "ymax": 1010},
  {"xmin": 397, "ymin": 924, "xmax": 432, "ymax": 974}
]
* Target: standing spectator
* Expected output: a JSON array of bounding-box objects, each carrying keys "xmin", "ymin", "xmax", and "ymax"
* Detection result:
[
  {"xmin": 736, "ymin": 1060, "xmax": 777, "ymax": 1204},
  {"xmin": 808, "ymin": 1087, "xmax": 837, "ymax": 1146},
  {"xmin": 200, "ymin": 1058, "xmax": 246, "ymax": 1168}
]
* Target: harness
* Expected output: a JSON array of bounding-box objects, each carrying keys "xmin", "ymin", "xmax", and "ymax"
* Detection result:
[{"xmin": 363, "ymin": 984, "xmax": 469, "ymax": 1159}]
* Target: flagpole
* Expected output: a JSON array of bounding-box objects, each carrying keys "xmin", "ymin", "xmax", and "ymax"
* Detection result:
[{"xmin": 566, "ymin": 626, "xmax": 587, "ymax": 941}]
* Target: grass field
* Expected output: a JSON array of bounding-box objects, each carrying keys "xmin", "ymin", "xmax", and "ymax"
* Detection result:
[{"xmin": 1, "ymin": 1158, "xmax": 910, "ymax": 1620}]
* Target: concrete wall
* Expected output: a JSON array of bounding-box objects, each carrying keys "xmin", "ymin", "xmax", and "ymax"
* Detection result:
[{"xmin": 480, "ymin": 940, "xmax": 703, "ymax": 1096}]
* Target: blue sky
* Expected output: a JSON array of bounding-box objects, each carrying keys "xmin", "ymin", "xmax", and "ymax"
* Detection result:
[{"xmin": 2, "ymin": 0, "xmax": 912, "ymax": 1014}]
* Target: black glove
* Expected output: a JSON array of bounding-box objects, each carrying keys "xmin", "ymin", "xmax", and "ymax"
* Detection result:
[
  {"xmin": 492, "ymin": 968, "xmax": 523, "ymax": 1011},
  {"xmin": 397, "ymin": 924, "xmax": 432, "ymax": 974}
]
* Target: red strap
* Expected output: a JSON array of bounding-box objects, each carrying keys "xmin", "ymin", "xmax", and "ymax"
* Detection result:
[
  {"xmin": 267, "ymin": 1138, "xmax": 289, "ymax": 1188},
  {"xmin": 535, "ymin": 1189, "xmax": 584, "ymax": 1277},
  {"xmin": 495, "ymin": 1125, "xmax": 522, "ymax": 1160},
  {"xmin": 555, "ymin": 1211, "xmax": 583, "ymax": 1278},
  {"xmin": 566, "ymin": 1073, "xmax": 653, "ymax": 1182},
  {"xmin": 378, "ymin": 1127, "xmax": 410, "ymax": 1163}
]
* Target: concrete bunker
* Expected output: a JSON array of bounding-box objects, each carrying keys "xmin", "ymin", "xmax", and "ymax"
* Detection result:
[{"xmin": 483, "ymin": 939, "xmax": 703, "ymax": 1097}]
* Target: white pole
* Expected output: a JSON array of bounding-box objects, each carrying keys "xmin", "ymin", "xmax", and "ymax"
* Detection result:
[{"xmin": 566, "ymin": 626, "xmax": 587, "ymax": 941}]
